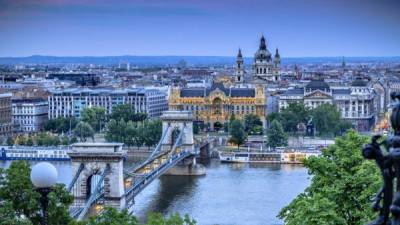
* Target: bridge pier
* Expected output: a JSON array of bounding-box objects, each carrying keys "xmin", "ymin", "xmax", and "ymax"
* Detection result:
[{"xmin": 164, "ymin": 156, "xmax": 206, "ymax": 176}]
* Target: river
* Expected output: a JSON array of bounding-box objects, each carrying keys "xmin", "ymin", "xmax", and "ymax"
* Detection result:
[{"xmin": 0, "ymin": 158, "xmax": 310, "ymax": 225}]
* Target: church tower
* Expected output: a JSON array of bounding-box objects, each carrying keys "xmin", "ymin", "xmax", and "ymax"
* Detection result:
[
  {"xmin": 273, "ymin": 48, "xmax": 281, "ymax": 81},
  {"xmin": 235, "ymin": 48, "xmax": 244, "ymax": 83},
  {"xmin": 252, "ymin": 35, "xmax": 278, "ymax": 82}
]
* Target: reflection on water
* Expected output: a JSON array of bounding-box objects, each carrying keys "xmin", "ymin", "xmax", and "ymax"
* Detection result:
[{"xmin": 0, "ymin": 158, "xmax": 309, "ymax": 225}]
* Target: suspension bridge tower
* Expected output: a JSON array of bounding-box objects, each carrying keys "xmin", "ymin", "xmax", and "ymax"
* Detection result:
[
  {"xmin": 68, "ymin": 143, "xmax": 126, "ymax": 218},
  {"xmin": 160, "ymin": 110, "xmax": 205, "ymax": 175}
]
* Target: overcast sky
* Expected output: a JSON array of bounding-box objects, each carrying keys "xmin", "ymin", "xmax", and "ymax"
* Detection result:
[{"xmin": 0, "ymin": 0, "xmax": 399, "ymax": 57}]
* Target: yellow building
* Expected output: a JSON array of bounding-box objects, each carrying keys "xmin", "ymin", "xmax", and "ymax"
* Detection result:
[{"xmin": 169, "ymin": 83, "xmax": 266, "ymax": 131}]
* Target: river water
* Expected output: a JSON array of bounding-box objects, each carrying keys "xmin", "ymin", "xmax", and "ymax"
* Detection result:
[{"xmin": 0, "ymin": 158, "xmax": 310, "ymax": 225}]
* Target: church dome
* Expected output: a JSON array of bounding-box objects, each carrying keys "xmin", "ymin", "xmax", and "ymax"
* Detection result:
[{"xmin": 254, "ymin": 35, "xmax": 271, "ymax": 61}]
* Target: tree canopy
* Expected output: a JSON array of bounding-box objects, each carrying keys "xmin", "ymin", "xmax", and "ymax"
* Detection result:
[
  {"xmin": 278, "ymin": 130, "xmax": 381, "ymax": 225},
  {"xmin": 279, "ymin": 102, "xmax": 309, "ymax": 133},
  {"xmin": 105, "ymin": 119, "xmax": 162, "ymax": 148},
  {"xmin": 266, "ymin": 120, "xmax": 288, "ymax": 149},
  {"xmin": 81, "ymin": 107, "xmax": 107, "ymax": 132},
  {"xmin": 312, "ymin": 103, "xmax": 352, "ymax": 136},
  {"xmin": 74, "ymin": 121, "xmax": 95, "ymax": 142},
  {"xmin": 244, "ymin": 114, "xmax": 263, "ymax": 135},
  {"xmin": 110, "ymin": 104, "xmax": 147, "ymax": 123},
  {"xmin": 44, "ymin": 117, "xmax": 78, "ymax": 134},
  {"xmin": 228, "ymin": 119, "xmax": 247, "ymax": 149},
  {"xmin": 0, "ymin": 161, "xmax": 74, "ymax": 225}
]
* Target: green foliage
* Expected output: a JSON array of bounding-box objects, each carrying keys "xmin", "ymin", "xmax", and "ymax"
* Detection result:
[
  {"xmin": 280, "ymin": 102, "xmax": 309, "ymax": 133},
  {"xmin": 267, "ymin": 112, "xmax": 282, "ymax": 123},
  {"xmin": 279, "ymin": 130, "xmax": 381, "ymax": 225},
  {"xmin": 34, "ymin": 133, "xmax": 63, "ymax": 146},
  {"xmin": 244, "ymin": 114, "xmax": 263, "ymax": 134},
  {"xmin": 81, "ymin": 107, "xmax": 107, "ymax": 132},
  {"xmin": 229, "ymin": 119, "xmax": 247, "ymax": 149},
  {"xmin": 110, "ymin": 104, "xmax": 147, "ymax": 123},
  {"xmin": 0, "ymin": 161, "xmax": 73, "ymax": 225},
  {"xmin": 193, "ymin": 123, "xmax": 199, "ymax": 134},
  {"xmin": 44, "ymin": 117, "xmax": 78, "ymax": 134},
  {"xmin": 26, "ymin": 137, "xmax": 34, "ymax": 146},
  {"xmin": 105, "ymin": 119, "xmax": 161, "ymax": 147},
  {"xmin": 146, "ymin": 212, "xmax": 196, "ymax": 225},
  {"xmin": 6, "ymin": 136, "xmax": 14, "ymax": 146},
  {"xmin": 86, "ymin": 208, "xmax": 138, "ymax": 225},
  {"xmin": 267, "ymin": 120, "xmax": 288, "ymax": 149},
  {"xmin": 312, "ymin": 103, "xmax": 351, "ymax": 136},
  {"xmin": 143, "ymin": 120, "xmax": 163, "ymax": 149},
  {"xmin": 74, "ymin": 121, "xmax": 95, "ymax": 142}
]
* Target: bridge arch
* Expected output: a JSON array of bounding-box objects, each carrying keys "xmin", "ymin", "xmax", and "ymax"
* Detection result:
[{"xmin": 68, "ymin": 143, "xmax": 126, "ymax": 219}]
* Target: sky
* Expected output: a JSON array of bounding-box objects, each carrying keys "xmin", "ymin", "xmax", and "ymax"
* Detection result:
[{"xmin": 0, "ymin": 0, "xmax": 399, "ymax": 57}]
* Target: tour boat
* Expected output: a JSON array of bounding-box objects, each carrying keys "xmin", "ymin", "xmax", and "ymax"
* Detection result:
[
  {"xmin": 219, "ymin": 151, "xmax": 319, "ymax": 164},
  {"xmin": 0, "ymin": 146, "xmax": 71, "ymax": 161}
]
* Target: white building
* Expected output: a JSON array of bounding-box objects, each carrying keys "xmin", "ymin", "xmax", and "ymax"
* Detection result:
[
  {"xmin": 48, "ymin": 87, "xmax": 168, "ymax": 119},
  {"xmin": 12, "ymin": 98, "xmax": 48, "ymax": 133},
  {"xmin": 279, "ymin": 79, "xmax": 377, "ymax": 131}
]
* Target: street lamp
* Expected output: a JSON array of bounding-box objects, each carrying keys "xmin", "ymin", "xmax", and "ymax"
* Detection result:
[{"xmin": 30, "ymin": 162, "xmax": 58, "ymax": 225}]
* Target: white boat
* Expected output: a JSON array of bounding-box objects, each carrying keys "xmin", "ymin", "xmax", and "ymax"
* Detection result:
[
  {"xmin": 0, "ymin": 146, "xmax": 71, "ymax": 161},
  {"xmin": 219, "ymin": 151, "xmax": 319, "ymax": 164}
]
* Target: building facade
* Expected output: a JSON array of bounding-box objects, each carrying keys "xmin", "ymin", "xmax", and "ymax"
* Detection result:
[
  {"xmin": 169, "ymin": 83, "xmax": 266, "ymax": 130},
  {"xmin": 48, "ymin": 88, "xmax": 168, "ymax": 119},
  {"xmin": 12, "ymin": 98, "xmax": 48, "ymax": 133},
  {"xmin": 279, "ymin": 79, "xmax": 376, "ymax": 131},
  {"xmin": 0, "ymin": 93, "xmax": 13, "ymax": 137},
  {"xmin": 252, "ymin": 35, "xmax": 281, "ymax": 82}
]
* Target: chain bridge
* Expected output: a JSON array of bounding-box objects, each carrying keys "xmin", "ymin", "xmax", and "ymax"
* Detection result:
[{"xmin": 67, "ymin": 111, "xmax": 204, "ymax": 220}]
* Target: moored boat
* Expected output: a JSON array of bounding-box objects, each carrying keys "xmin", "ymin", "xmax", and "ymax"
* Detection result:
[{"xmin": 219, "ymin": 150, "xmax": 319, "ymax": 164}]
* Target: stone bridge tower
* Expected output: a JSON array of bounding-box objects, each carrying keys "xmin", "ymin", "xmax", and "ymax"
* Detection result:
[
  {"xmin": 160, "ymin": 110, "xmax": 194, "ymax": 153},
  {"xmin": 160, "ymin": 111, "xmax": 205, "ymax": 175},
  {"xmin": 68, "ymin": 143, "xmax": 126, "ymax": 210}
]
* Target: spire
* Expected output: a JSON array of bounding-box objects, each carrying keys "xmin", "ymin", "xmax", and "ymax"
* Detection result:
[
  {"xmin": 237, "ymin": 48, "xmax": 242, "ymax": 58},
  {"xmin": 259, "ymin": 35, "xmax": 266, "ymax": 50},
  {"xmin": 275, "ymin": 48, "xmax": 280, "ymax": 58}
]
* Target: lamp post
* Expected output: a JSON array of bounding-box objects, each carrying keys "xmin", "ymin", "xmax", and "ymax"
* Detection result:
[{"xmin": 30, "ymin": 162, "xmax": 58, "ymax": 225}]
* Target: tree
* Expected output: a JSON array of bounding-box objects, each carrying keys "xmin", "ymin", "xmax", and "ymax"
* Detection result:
[
  {"xmin": 280, "ymin": 102, "xmax": 309, "ymax": 133},
  {"xmin": 0, "ymin": 161, "xmax": 74, "ymax": 225},
  {"xmin": 267, "ymin": 112, "xmax": 282, "ymax": 123},
  {"xmin": 74, "ymin": 121, "xmax": 95, "ymax": 142},
  {"xmin": 26, "ymin": 137, "xmax": 34, "ymax": 146},
  {"xmin": 266, "ymin": 120, "xmax": 288, "ymax": 149},
  {"xmin": 143, "ymin": 120, "xmax": 162, "ymax": 149},
  {"xmin": 110, "ymin": 104, "xmax": 135, "ymax": 122},
  {"xmin": 312, "ymin": 103, "xmax": 347, "ymax": 136},
  {"xmin": 279, "ymin": 131, "xmax": 381, "ymax": 225},
  {"xmin": 81, "ymin": 107, "xmax": 107, "ymax": 132},
  {"xmin": 229, "ymin": 119, "xmax": 247, "ymax": 150},
  {"xmin": 86, "ymin": 208, "xmax": 138, "ymax": 225},
  {"xmin": 6, "ymin": 136, "xmax": 14, "ymax": 146},
  {"xmin": 193, "ymin": 123, "xmax": 200, "ymax": 135},
  {"xmin": 45, "ymin": 117, "xmax": 78, "ymax": 134},
  {"xmin": 244, "ymin": 114, "xmax": 263, "ymax": 134}
]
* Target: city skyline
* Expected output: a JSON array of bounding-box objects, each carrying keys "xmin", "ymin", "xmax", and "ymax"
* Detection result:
[{"xmin": 0, "ymin": 0, "xmax": 399, "ymax": 57}]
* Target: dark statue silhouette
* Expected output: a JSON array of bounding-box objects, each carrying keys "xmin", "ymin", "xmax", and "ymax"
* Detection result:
[{"xmin": 363, "ymin": 92, "xmax": 400, "ymax": 225}]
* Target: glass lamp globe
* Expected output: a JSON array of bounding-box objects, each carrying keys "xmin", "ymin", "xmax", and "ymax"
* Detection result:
[{"xmin": 30, "ymin": 162, "xmax": 58, "ymax": 188}]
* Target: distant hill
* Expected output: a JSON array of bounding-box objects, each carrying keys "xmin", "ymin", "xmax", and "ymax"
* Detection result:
[{"xmin": 0, "ymin": 55, "xmax": 399, "ymax": 66}]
